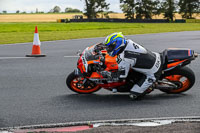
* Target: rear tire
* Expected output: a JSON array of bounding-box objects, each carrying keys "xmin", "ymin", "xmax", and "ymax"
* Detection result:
[
  {"xmin": 160, "ymin": 67, "xmax": 195, "ymax": 94},
  {"xmin": 66, "ymin": 72, "xmax": 101, "ymax": 94}
]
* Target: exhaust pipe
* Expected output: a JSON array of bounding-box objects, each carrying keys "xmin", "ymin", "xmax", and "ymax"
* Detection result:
[{"xmin": 154, "ymin": 81, "xmax": 178, "ymax": 90}]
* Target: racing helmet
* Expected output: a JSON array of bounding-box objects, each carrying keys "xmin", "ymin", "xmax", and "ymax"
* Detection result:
[{"xmin": 104, "ymin": 32, "xmax": 126, "ymax": 56}]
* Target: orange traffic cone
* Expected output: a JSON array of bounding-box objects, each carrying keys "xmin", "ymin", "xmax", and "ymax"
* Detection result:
[{"xmin": 26, "ymin": 26, "xmax": 46, "ymax": 57}]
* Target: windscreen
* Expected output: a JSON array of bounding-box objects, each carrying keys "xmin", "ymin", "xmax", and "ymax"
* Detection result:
[{"xmin": 84, "ymin": 46, "xmax": 100, "ymax": 61}]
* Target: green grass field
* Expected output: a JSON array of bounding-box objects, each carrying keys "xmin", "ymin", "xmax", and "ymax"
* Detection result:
[{"xmin": 0, "ymin": 22, "xmax": 200, "ymax": 44}]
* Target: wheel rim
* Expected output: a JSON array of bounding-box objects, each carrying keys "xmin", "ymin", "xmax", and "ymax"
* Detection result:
[
  {"xmin": 70, "ymin": 77, "xmax": 100, "ymax": 93},
  {"xmin": 165, "ymin": 75, "xmax": 190, "ymax": 93}
]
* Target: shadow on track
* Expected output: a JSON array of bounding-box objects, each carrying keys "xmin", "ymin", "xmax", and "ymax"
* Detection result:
[
  {"xmin": 67, "ymin": 93, "xmax": 190, "ymax": 101},
  {"xmin": 51, "ymin": 93, "xmax": 192, "ymax": 108}
]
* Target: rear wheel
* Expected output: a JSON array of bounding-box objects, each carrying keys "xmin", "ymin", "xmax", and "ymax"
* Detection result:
[
  {"xmin": 66, "ymin": 72, "xmax": 101, "ymax": 94},
  {"xmin": 160, "ymin": 67, "xmax": 195, "ymax": 94}
]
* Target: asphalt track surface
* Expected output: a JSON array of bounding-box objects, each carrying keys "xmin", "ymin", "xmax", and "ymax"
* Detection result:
[{"xmin": 0, "ymin": 31, "xmax": 200, "ymax": 128}]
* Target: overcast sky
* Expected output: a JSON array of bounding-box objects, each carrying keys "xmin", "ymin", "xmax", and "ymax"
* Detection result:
[{"xmin": 0, "ymin": 0, "xmax": 122, "ymax": 13}]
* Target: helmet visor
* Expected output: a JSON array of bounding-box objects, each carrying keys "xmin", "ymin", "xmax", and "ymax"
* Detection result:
[{"xmin": 106, "ymin": 42, "xmax": 116, "ymax": 53}]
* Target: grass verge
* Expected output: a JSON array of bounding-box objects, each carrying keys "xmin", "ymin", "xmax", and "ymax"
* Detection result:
[{"xmin": 0, "ymin": 22, "xmax": 200, "ymax": 44}]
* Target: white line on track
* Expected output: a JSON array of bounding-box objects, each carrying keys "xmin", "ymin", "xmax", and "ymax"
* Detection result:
[{"xmin": 0, "ymin": 57, "xmax": 33, "ymax": 60}]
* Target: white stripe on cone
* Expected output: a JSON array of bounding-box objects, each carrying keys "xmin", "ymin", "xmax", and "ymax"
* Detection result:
[{"xmin": 33, "ymin": 33, "xmax": 41, "ymax": 46}]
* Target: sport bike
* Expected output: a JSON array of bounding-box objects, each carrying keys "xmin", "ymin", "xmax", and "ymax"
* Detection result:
[{"xmin": 66, "ymin": 43, "xmax": 198, "ymax": 95}]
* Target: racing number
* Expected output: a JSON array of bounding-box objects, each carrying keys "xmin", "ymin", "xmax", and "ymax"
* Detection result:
[
  {"xmin": 82, "ymin": 56, "xmax": 86, "ymax": 65},
  {"xmin": 155, "ymin": 59, "xmax": 161, "ymax": 68},
  {"xmin": 117, "ymin": 55, "xmax": 122, "ymax": 64},
  {"xmin": 133, "ymin": 43, "xmax": 139, "ymax": 49}
]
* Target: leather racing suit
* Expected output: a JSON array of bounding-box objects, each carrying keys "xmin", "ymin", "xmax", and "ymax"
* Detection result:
[{"xmin": 117, "ymin": 39, "xmax": 162, "ymax": 94}]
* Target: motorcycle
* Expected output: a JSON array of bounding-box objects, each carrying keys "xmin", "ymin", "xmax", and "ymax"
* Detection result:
[{"xmin": 66, "ymin": 43, "xmax": 198, "ymax": 95}]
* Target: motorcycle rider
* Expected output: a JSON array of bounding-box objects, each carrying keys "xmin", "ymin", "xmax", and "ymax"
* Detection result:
[{"xmin": 103, "ymin": 32, "xmax": 162, "ymax": 100}]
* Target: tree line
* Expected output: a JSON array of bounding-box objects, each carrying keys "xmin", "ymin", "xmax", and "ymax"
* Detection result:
[
  {"xmin": 1, "ymin": 0, "xmax": 199, "ymax": 20},
  {"xmin": 49, "ymin": 6, "xmax": 82, "ymax": 13},
  {"xmin": 83, "ymin": 0, "xmax": 200, "ymax": 20}
]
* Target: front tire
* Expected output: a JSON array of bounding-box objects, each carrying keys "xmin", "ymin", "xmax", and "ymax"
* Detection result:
[
  {"xmin": 66, "ymin": 72, "xmax": 101, "ymax": 94},
  {"xmin": 160, "ymin": 67, "xmax": 195, "ymax": 94}
]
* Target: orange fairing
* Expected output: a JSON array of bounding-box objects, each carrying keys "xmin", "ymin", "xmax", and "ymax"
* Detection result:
[
  {"xmin": 88, "ymin": 55, "xmax": 118, "ymax": 79},
  {"xmin": 89, "ymin": 72, "xmax": 103, "ymax": 79},
  {"xmin": 167, "ymin": 60, "xmax": 186, "ymax": 68},
  {"xmin": 104, "ymin": 54, "xmax": 118, "ymax": 71},
  {"xmin": 87, "ymin": 60, "xmax": 100, "ymax": 65}
]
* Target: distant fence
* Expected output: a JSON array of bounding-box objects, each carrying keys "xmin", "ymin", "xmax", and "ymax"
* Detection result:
[
  {"xmin": 57, "ymin": 18, "xmax": 188, "ymax": 23},
  {"xmin": 69, "ymin": 18, "xmax": 170, "ymax": 23},
  {"xmin": 174, "ymin": 19, "xmax": 186, "ymax": 23}
]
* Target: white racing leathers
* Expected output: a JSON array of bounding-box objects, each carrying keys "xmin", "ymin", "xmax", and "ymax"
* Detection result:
[{"xmin": 117, "ymin": 39, "xmax": 162, "ymax": 94}]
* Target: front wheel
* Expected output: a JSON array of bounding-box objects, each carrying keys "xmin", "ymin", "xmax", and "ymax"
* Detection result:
[
  {"xmin": 66, "ymin": 72, "xmax": 101, "ymax": 94},
  {"xmin": 160, "ymin": 67, "xmax": 195, "ymax": 94}
]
